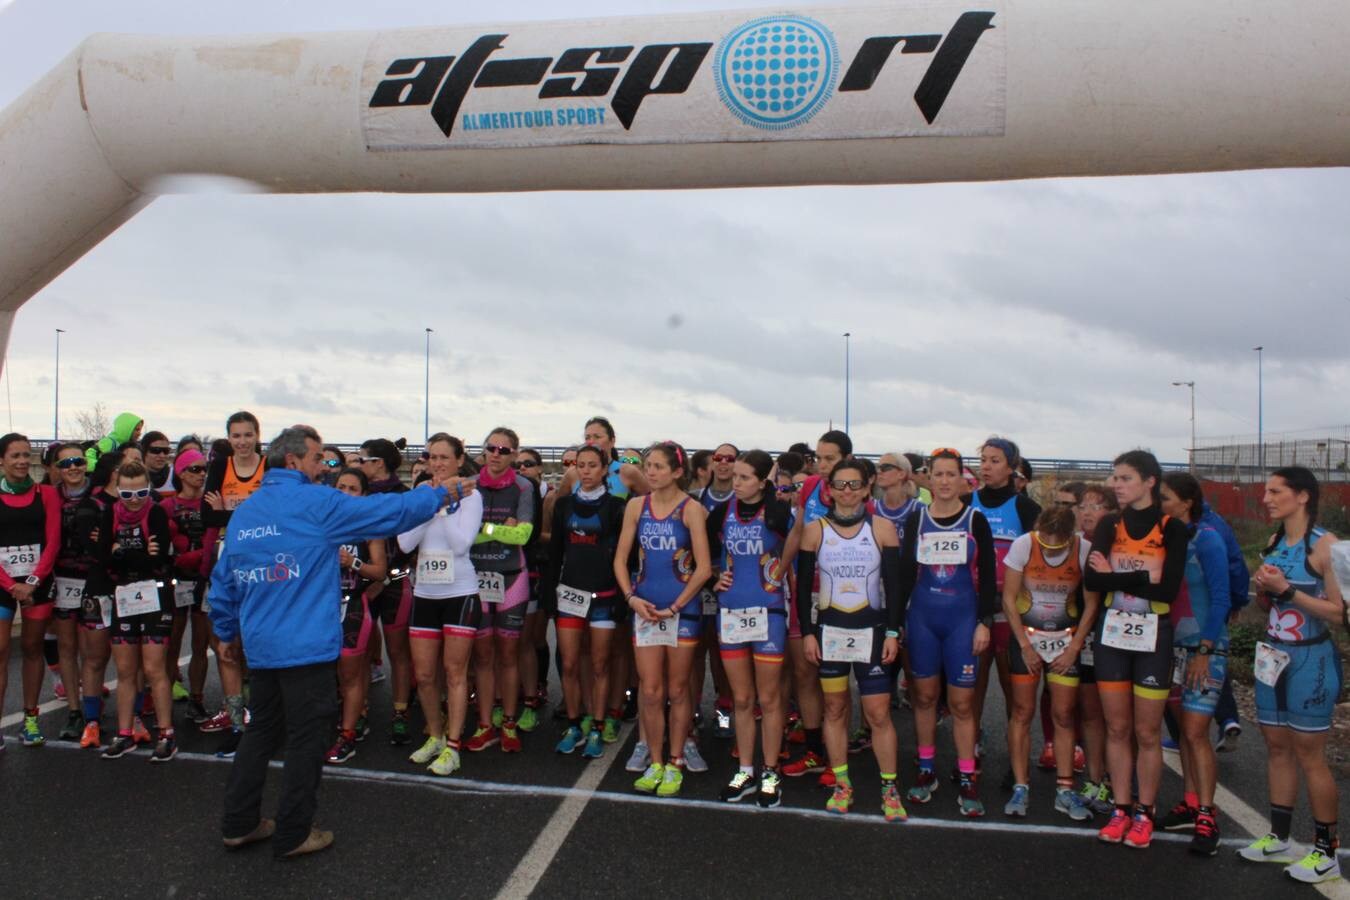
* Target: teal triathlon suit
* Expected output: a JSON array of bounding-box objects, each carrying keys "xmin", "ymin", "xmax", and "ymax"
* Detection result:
[
  {"xmin": 98, "ymin": 501, "xmax": 173, "ymax": 644},
  {"xmin": 899, "ymin": 504, "xmax": 997, "ymax": 689},
  {"xmin": 707, "ymin": 496, "xmax": 790, "ymax": 663},
  {"xmin": 969, "ymin": 484, "xmax": 1039, "ymax": 653},
  {"xmin": 544, "ymin": 488, "xmax": 628, "ymax": 631},
  {"xmin": 632, "ymin": 495, "xmax": 700, "ymax": 644},
  {"xmin": 1169, "ymin": 523, "xmax": 1231, "ymax": 716},
  {"xmin": 1255, "ymin": 527, "xmax": 1343, "ymax": 733},
  {"xmin": 339, "ymin": 540, "xmax": 376, "ymax": 657},
  {"xmin": 51, "ymin": 484, "xmax": 104, "ymax": 621}
]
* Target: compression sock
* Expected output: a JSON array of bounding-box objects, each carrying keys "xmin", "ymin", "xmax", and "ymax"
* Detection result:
[
  {"xmin": 225, "ymin": 694, "xmax": 245, "ymax": 730},
  {"xmin": 133, "ymin": 691, "xmax": 145, "ymax": 716},
  {"xmin": 917, "ymin": 745, "xmax": 936, "ymax": 773},
  {"xmin": 535, "ymin": 646, "xmax": 549, "ymax": 686},
  {"xmin": 44, "ymin": 635, "xmax": 59, "ymax": 670},
  {"xmin": 1315, "ymin": 821, "xmax": 1339, "ymax": 856},
  {"xmin": 1271, "ymin": 804, "xmax": 1294, "ymax": 841},
  {"xmin": 1184, "ymin": 790, "xmax": 1199, "ymax": 810},
  {"xmin": 832, "ymin": 765, "xmax": 851, "ymax": 788},
  {"xmin": 806, "ymin": 727, "xmax": 824, "ymax": 756},
  {"xmin": 82, "ymin": 696, "xmax": 101, "ymax": 722}
]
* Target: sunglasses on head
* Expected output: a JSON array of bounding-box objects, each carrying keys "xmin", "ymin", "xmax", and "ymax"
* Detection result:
[
  {"xmin": 930, "ymin": 447, "xmax": 962, "ymax": 459},
  {"xmin": 830, "ymin": 479, "xmax": 866, "ymax": 491},
  {"xmin": 56, "ymin": 457, "xmax": 87, "ymax": 469},
  {"xmin": 711, "ymin": 454, "xmax": 736, "ymax": 464},
  {"xmin": 561, "ymin": 459, "xmax": 576, "ymax": 468},
  {"xmin": 183, "ymin": 465, "xmax": 207, "ymax": 475},
  {"xmin": 776, "ymin": 484, "xmax": 798, "ymax": 493},
  {"xmin": 484, "ymin": 445, "xmax": 514, "ymax": 456},
  {"xmin": 358, "ymin": 456, "xmax": 382, "ymax": 464},
  {"xmin": 146, "ymin": 446, "xmax": 172, "ymax": 455},
  {"xmin": 619, "ymin": 456, "xmax": 641, "ymax": 466},
  {"xmin": 118, "ymin": 488, "xmax": 152, "ymax": 500}
]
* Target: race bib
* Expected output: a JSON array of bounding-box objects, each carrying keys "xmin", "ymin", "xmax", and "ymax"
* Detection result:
[
  {"xmin": 1079, "ymin": 635, "xmax": 1095, "ymax": 668},
  {"xmin": 634, "ymin": 614, "xmax": 678, "ymax": 648},
  {"xmin": 477, "ymin": 571, "xmax": 505, "ymax": 604},
  {"xmin": 720, "ymin": 606, "xmax": 769, "ymax": 644},
  {"xmin": 1, "ymin": 543, "xmax": 39, "ymax": 579},
  {"xmin": 1100, "ymin": 608, "xmax": 1158, "ymax": 653},
  {"xmin": 53, "ymin": 576, "xmax": 85, "ymax": 610},
  {"xmin": 556, "ymin": 584, "xmax": 592, "ymax": 619},
  {"xmin": 173, "ymin": 579, "xmax": 197, "ymax": 609},
  {"xmin": 1028, "ymin": 628, "xmax": 1073, "ymax": 664},
  {"xmin": 416, "ymin": 550, "xmax": 454, "ymax": 586},
  {"xmin": 701, "ymin": 589, "xmax": 718, "ymax": 616},
  {"xmin": 1254, "ymin": 641, "xmax": 1292, "ymax": 688},
  {"xmin": 821, "ymin": 625, "xmax": 873, "ymax": 663},
  {"xmin": 1172, "ymin": 646, "xmax": 1188, "ymax": 686},
  {"xmin": 917, "ymin": 532, "xmax": 967, "ymax": 566},
  {"xmin": 115, "ymin": 580, "xmax": 160, "ymax": 618}
]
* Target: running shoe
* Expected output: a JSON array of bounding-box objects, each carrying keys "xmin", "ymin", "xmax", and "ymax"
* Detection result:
[
  {"xmin": 848, "ymin": 726, "xmax": 872, "ymax": 755},
  {"xmin": 1055, "ymin": 787, "xmax": 1092, "ymax": 822},
  {"xmin": 326, "ymin": 735, "xmax": 356, "ymax": 764},
  {"xmin": 555, "ymin": 726, "xmax": 584, "ymax": 754},
  {"xmin": 1215, "ymin": 719, "xmax": 1241, "ymax": 752},
  {"xmin": 682, "ymin": 738, "xmax": 708, "ymax": 773},
  {"xmin": 826, "ymin": 783, "xmax": 854, "ymax": 815},
  {"xmin": 758, "ymin": 769, "xmax": 782, "ymax": 808},
  {"xmin": 1037, "ymin": 744, "xmax": 1055, "ymax": 771},
  {"xmin": 720, "ymin": 771, "xmax": 758, "ymax": 803},
  {"xmin": 602, "ymin": 716, "xmax": 620, "ymax": 744},
  {"xmin": 1237, "ymin": 833, "xmax": 1299, "ymax": 864},
  {"xmin": 215, "ymin": 728, "xmax": 243, "ymax": 759},
  {"xmin": 199, "ymin": 709, "xmax": 231, "ymax": 733},
  {"xmin": 465, "ymin": 725, "xmax": 499, "ymax": 752},
  {"xmin": 410, "ymin": 735, "xmax": 446, "ymax": 765},
  {"xmin": 428, "ymin": 745, "xmax": 461, "ymax": 777},
  {"xmin": 782, "ymin": 751, "xmax": 825, "ymax": 777},
  {"xmin": 354, "ymin": 716, "xmax": 370, "ymax": 741},
  {"xmin": 656, "ymin": 764, "xmax": 684, "ymax": 798},
  {"xmin": 1161, "ymin": 736, "xmax": 1180, "ymax": 753},
  {"xmin": 187, "ymin": 699, "xmax": 210, "ymax": 724},
  {"xmin": 101, "ymin": 735, "xmax": 135, "ymax": 759},
  {"xmin": 634, "ymin": 763, "xmax": 664, "ymax": 794},
  {"xmin": 1124, "ymin": 812, "xmax": 1155, "ymax": 849},
  {"xmin": 79, "ymin": 721, "xmax": 101, "ymax": 749},
  {"xmin": 1161, "ymin": 801, "xmax": 1198, "ymax": 832},
  {"xmin": 389, "ymin": 712, "xmax": 411, "ymax": 746},
  {"xmin": 581, "ymin": 730, "xmax": 604, "ymax": 759},
  {"xmin": 1004, "ymin": 784, "xmax": 1029, "ymax": 817},
  {"xmin": 491, "ymin": 705, "xmax": 504, "ymax": 729},
  {"xmin": 958, "ymin": 782, "xmax": 985, "ymax": 818},
  {"xmin": 20, "ymin": 715, "xmax": 45, "ymax": 747},
  {"xmin": 0, "ymin": 734, "xmax": 5, "ymax": 753},
  {"xmin": 517, "ymin": 704, "xmax": 539, "ymax": 733},
  {"xmin": 714, "ymin": 704, "xmax": 733, "ymax": 739},
  {"xmin": 818, "ymin": 768, "xmax": 836, "ymax": 789},
  {"xmin": 785, "ymin": 719, "xmax": 805, "ymax": 744},
  {"xmin": 621, "ymin": 690, "xmax": 637, "ymax": 721},
  {"xmin": 150, "ymin": 736, "xmax": 178, "ymax": 763},
  {"xmin": 1098, "ymin": 808, "xmax": 1131, "ymax": 844},
  {"xmin": 1190, "ymin": 812, "xmax": 1220, "ymax": 857},
  {"xmin": 906, "ymin": 769, "xmax": 939, "ymax": 805},
  {"xmin": 625, "ymin": 741, "xmax": 651, "ymax": 773},
  {"xmin": 882, "ymin": 783, "xmax": 908, "ymax": 822},
  {"xmin": 1286, "ymin": 849, "xmax": 1341, "ymax": 884},
  {"xmin": 500, "ymin": 724, "xmax": 522, "ymax": 753},
  {"xmin": 1072, "ymin": 744, "xmax": 1086, "ymax": 774},
  {"xmin": 369, "ymin": 663, "xmax": 387, "ymax": 684},
  {"xmin": 59, "ymin": 709, "xmax": 84, "ymax": 741},
  {"xmin": 171, "ymin": 681, "xmax": 190, "ymax": 702},
  {"xmin": 1090, "ymin": 782, "xmax": 1114, "ymax": 816}
]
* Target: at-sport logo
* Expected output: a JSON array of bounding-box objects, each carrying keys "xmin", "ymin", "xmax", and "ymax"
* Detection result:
[{"xmin": 367, "ymin": 11, "xmax": 995, "ymax": 136}]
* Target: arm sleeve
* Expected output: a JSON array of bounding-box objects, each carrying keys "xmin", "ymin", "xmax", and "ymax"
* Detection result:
[
  {"xmin": 446, "ymin": 493, "xmax": 485, "ymax": 555},
  {"xmin": 202, "ymin": 457, "xmax": 230, "ymax": 528},
  {"xmin": 150, "ymin": 506, "xmax": 173, "ymax": 576},
  {"xmin": 898, "ymin": 509, "xmax": 921, "ymax": 608},
  {"xmin": 541, "ymin": 498, "xmax": 567, "ymax": 601},
  {"xmin": 475, "ymin": 521, "xmax": 534, "ymax": 546},
  {"xmin": 795, "ymin": 549, "xmax": 817, "ymax": 639},
  {"xmin": 705, "ymin": 502, "xmax": 729, "ymax": 566},
  {"xmin": 1015, "ymin": 494, "xmax": 1041, "ymax": 534},
  {"xmin": 1196, "ymin": 529, "xmax": 1232, "ymax": 643},
  {"xmin": 34, "ymin": 486, "xmax": 62, "ymax": 579},
  {"xmin": 883, "ymin": 545, "xmax": 904, "ymax": 630},
  {"xmin": 972, "ymin": 512, "xmax": 998, "ymax": 619},
  {"xmin": 1091, "ymin": 518, "xmax": 1189, "ymax": 604},
  {"xmin": 1083, "ymin": 516, "xmax": 1150, "ymax": 594}
]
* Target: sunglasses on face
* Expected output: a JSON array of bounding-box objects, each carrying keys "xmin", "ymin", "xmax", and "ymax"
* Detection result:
[
  {"xmin": 118, "ymin": 488, "xmax": 152, "ymax": 500},
  {"xmin": 619, "ymin": 456, "xmax": 641, "ymax": 466},
  {"xmin": 711, "ymin": 454, "xmax": 736, "ymax": 464},
  {"xmin": 56, "ymin": 457, "xmax": 87, "ymax": 469},
  {"xmin": 183, "ymin": 466, "xmax": 207, "ymax": 475},
  {"xmin": 776, "ymin": 484, "xmax": 798, "ymax": 493},
  {"xmin": 146, "ymin": 446, "xmax": 172, "ymax": 455},
  {"xmin": 485, "ymin": 445, "xmax": 514, "ymax": 456},
  {"xmin": 358, "ymin": 456, "xmax": 381, "ymax": 464},
  {"xmin": 877, "ymin": 463, "xmax": 901, "ymax": 473},
  {"xmin": 831, "ymin": 479, "xmax": 866, "ymax": 491},
  {"xmin": 323, "ymin": 459, "xmax": 341, "ymax": 468},
  {"xmin": 514, "ymin": 460, "xmax": 539, "ymax": 469}
]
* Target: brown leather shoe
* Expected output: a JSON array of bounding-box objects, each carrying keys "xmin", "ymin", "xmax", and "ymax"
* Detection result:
[
  {"xmin": 222, "ymin": 818, "xmax": 275, "ymax": 850},
  {"xmin": 282, "ymin": 828, "xmax": 334, "ymax": 859}
]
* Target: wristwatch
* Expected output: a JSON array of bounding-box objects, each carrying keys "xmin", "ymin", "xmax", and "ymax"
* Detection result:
[
  {"xmin": 24, "ymin": 575, "xmax": 40, "ymax": 586},
  {"xmin": 1276, "ymin": 586, "xmax": 1297, "ymax": 604},
  {"xmin": 1196, "ymin": 644, "xmax": 1212, "ymax": 656},
  {"xmin": 978, "ymin": 615, "xmax": 995, "ymax": 629},
  {"xmin": 351, "ymin": 558, "xmax": 363, "ymax": 572}
]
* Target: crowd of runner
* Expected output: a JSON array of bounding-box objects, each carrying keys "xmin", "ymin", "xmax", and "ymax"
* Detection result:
[{"xmin": 0, "ymin": 410, "xmax": 1345, "ymax": 884}]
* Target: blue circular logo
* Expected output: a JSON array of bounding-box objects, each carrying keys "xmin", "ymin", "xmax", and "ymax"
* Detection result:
[{"xmin": 714, "ymin": 15, "xmax": 840, "ymax": 130}]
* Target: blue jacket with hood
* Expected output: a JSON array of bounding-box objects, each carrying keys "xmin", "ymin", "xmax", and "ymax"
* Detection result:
[{"xmin": 207, "ymin": 468, "xmax": 446, "ymax": 668}]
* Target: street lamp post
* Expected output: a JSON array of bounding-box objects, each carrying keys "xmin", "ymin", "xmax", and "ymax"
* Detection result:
[
  {"xmin": 1172, "ymin": 380, "xmax": 1195, "ymax": 473},
  {"xmin": 843, "ymin": 332, "xmax": 851, "ymax": 435},
  {"xmin": 53, "ymin": 328, "xmax": 64, "ymax": 440},
  {"xmin": 1253, "ymin": 346, "xmax": 1264, "ymax": 476},
  {"xmin": 424, "ymin": 327, "xmax": 433, "ymax": 445}
]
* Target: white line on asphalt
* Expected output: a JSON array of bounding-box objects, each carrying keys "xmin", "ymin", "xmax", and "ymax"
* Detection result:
[
  {"xmin": 493, "ymin": 721, "xmax": 636, "ymax": 900},
  {"xmin": 0, "ymin": 652, "xmax": 195, "ymax": 730}
]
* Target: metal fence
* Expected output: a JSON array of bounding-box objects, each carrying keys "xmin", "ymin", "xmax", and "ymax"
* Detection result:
[{"xmin": 1191, "ymin": 426, "xmax": 1350, "ymax": 483}]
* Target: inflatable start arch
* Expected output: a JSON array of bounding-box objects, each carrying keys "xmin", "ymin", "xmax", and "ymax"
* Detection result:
[{"xmin": 3, "ymin": 1, "xmax": 1349, "ymax": 364}]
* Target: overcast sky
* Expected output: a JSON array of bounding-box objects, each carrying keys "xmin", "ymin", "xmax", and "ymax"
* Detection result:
[{"xmin": 1, "ymin": 0, "xmax": 1346, "ymax": 461}]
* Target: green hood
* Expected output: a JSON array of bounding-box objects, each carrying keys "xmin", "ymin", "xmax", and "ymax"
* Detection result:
[{"xmin": 110, "ymin": 412, "xmax": 142, "ymax": 445}]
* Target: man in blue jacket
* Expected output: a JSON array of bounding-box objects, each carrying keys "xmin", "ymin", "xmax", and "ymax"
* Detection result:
[{"xmin": 208, "ymin": 425, "xmax": 460, "ymax": 859}]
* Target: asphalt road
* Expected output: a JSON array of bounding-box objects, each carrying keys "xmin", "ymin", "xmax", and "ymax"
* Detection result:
[{"xmin": 2, "ymin": 624, "xmax": 1348, "ymax": 899}]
